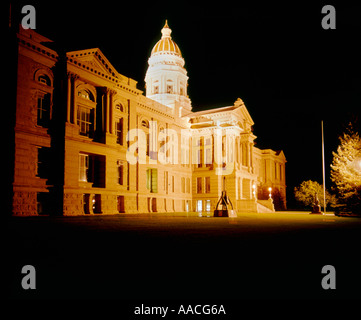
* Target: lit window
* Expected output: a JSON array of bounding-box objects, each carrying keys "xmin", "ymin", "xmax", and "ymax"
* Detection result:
[
  {"xmin": 206, "ymin": 200, "xmax": 211, "ymax": 212},
  {"xmin": 77, "ymin": 107, "xmax": 94, "ymax": 138},
  {"xmin": 146, "ymin": 169, "xmax": 158, "ymax": 193},
  {"xmin": 78, "ymin": 89, "xmax": 94, "ymax": 101},
  {"xmin": 79, "ymin": 154, "xmax": 89, "ymax": 182}
]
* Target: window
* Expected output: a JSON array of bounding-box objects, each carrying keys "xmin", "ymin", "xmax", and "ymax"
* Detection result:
[
  {"xmin": 167, "ymin": 85, "xmax": 173, "ymax": 94},
  {"xmin": 153, "ymin": 86, "xmax": 159, "ymax": 94},
  {"xmin": 79, "ymin": 154, "xmax": 106, "ymax": 187},
  {"xmin": 197, "ymin": 177, "xmax": 202, "ymax": 193},
  {"xmin": 147, "ymin": 133, "xmax": 150, "ymax": 157},
  {"xmin": 141, "ymin": 120, "xmax": 149, "ymax": 128},
  {"xmin": 116, "ymin": 118, "xmax": 123, "ymax": 145},
  {"xmin": 118, "ymin": 162, "xmax": 123, "ymax": 185},
  {"xmin": 181, "ymin": 177, "xmax": 185, "ymax": 193},
  {"xmin": 197, "ymin": 149, "xmax": 203, "ymax": 168},
  {"xmin": 115, "ymin": 103, "xmax": 124, "ymax": 112},
  {"xmin": 36, "ymin": 147, "xmax": 48, "ymax": 178},
  {"xmin": 37, "ymin": 93, "xmax": 51, "ymax": 127},
  {"xmin": 77, "ymin": 107, "xmax": 94, "ymax": 138},
  {"xmin": 78, "ymin": 89, "xmax": 94, "ymax": 101},
  {"xmin": 197, "ymin": 200, "xmax": 202, "ymax": 212},
  {"xmin": 186, "ymin": 177, "xmax": 190, "ymax": 193},
  {"xmin": 37, "ymin": 74, "xmax": 51, "ymax": 86},
  {"xmin": 164, "ymin": 171, "xmax": 168, "ymax": 193},
  {"xmin": 205, "ymin": 149, "xmax": 212, "ymax": 167},
  {"xmin": 180, "ymin": 87, "xmax": 184, "ymax": 96},
  {"xmin": 79, "ymin": 154, "xmax": 89, "ymax": 182},
  {"xmin": 280, "ymin": 164, "xmax": 282, "ymax": 180},
  {"xmin": 206, "ymin": 200, "xmax": 211, "ymax": 212},
  {"xmin": 146, "ymin": 169, "xmax": 158, "ymax": 193},
  {"xmin": 275, "ymin": 162, "xmax": 277, "ymax": 179},
  {"xmin": 205, "ymin": 177, "xmax": 211, "ymax": 193}
]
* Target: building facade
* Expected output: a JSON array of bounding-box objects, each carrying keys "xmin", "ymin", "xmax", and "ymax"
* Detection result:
[{"xmin": 12, "ymin": 22, "xmax": 286, "ymax": 216}]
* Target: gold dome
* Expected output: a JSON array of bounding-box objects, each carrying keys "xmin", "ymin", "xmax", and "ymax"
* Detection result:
[{"xmin": 151, "ymin": 20, "xmax": 182, "ymax": 57}]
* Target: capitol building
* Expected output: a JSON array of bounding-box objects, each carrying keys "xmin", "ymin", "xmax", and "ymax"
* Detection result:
[{"xmin": 12, "ymin": 21, "xmax": 286, "ymax": 215}]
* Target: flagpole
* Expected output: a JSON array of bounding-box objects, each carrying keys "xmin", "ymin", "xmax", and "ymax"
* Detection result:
[{"xmin": 322, "ymin": 120, "xmax": 327, "ymax": 214}]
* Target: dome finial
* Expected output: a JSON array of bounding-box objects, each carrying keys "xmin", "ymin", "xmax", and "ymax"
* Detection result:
[{"xmin": 161, "ymin": 19, "xmax": 172, "ymax": 39}]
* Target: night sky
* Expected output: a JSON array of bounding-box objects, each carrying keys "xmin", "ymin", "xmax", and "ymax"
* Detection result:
[{"xmin": 11, "ymin": 1, "xmax": 361, "ymax": 206}]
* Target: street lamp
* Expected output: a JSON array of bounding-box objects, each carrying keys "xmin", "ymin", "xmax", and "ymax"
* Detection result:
[
  {"xmin": 252, "ymin": 184, "xmax": 256, "ymax": 199},
  {"xmin": 268, "ymin": 187, "xmax": 272, "ymax": 200}
]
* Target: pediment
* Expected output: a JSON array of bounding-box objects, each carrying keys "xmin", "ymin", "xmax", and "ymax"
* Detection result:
[{"xmin": 67, "ymin": 48, "xmax": 123, "ymax": 81}]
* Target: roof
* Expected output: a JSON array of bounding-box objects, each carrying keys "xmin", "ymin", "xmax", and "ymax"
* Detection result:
[
  {"xmin": 151, "ymin": 20, "xmax": 182, "ymax": 57},
  {"xmin": 187, "ymin": 106, "xmax": 238, "ymax": 118}
]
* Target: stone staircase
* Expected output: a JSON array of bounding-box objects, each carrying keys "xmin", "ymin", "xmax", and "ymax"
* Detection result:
[{"xmin": 237, "ymin": 199, "xmax": 275, "ymax": 213}]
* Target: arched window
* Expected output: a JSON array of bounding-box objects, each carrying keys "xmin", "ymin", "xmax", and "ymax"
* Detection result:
[
  {"xmin": 141, "ymin": 120, "xmax": 149, "ymax": 128},
  {"xmin": 37, "ymin": 74, "xmax": 51, "ymax": 86},
  {"xmin": 115, "ymin": 103, "xmax": 124, "ymax": 112},
  {"xmin": 35, "ymin": 72, "xmax": 52, "ymax": 127},
  {"xmin": 78, "ymin": 89, "xmax": 94, "ymax": 101}
]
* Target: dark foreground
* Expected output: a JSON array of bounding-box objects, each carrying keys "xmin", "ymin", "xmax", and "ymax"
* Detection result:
[{"xmin": 5, "ymin": 212, "xmax": 361, "ymax": 300}]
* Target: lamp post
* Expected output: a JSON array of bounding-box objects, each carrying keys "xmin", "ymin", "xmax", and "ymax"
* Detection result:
[
  {"xmin": 268, "ymin": 187, "xmax": 272, "ymax": 200},
  {"xmin": 252, "ymin": 184, "xmax": 256, "ymax": 199}
]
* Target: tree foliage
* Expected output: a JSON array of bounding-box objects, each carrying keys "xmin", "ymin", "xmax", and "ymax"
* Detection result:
[
  {"xmin": 294, "ymin": 180, "xmax": 336, "ymax": 208},
  {"xmin": 330, "ymin": 122, "xmax": 361, "ymax": 214}
]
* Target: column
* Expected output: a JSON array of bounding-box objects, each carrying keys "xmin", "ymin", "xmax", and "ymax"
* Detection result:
[
  {"xmin": 71, "ymin": 74, "xmax": 79, "ymax": 124},
  {"xmin": 105, "ymin": 88, "xmax": 110, "ymax": 134},
  {"xmin": 66, "ymin": 72, "xmax": 71, "ymax": 123},
  {"xmin": 109, "ymin": 90, "xmax": 116, "ymax": 135},
  {"xmin": 250, "ymin": 142, "xmax": 254, "ymax": 172}
]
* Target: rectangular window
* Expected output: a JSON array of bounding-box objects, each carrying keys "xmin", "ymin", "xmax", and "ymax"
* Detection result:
[
  {"xmin": 153, "ymin": 86, "xmax": 159, "ymax": 94},
  {"xmin": 275, "ymin": 162, "xmax": 278, "ymax": 179},
  {"xmin": 197, "ymin": 149, "xmax": 203, "ymax": 168},
  {"xmin": 167, "ymin": 85, "xmax": 173, "ymax": 94},
  {"xmin": 79, "ymin": 154, "xmax": 89, "ymax": 182},
  {"xmin": 205, "ymin": 177, "xmax": 211, "ymax": 193},
  {"xmin": 197, "ymin": 177, "xmax": 202, "ymax": 194},
  {"xmin": 164, "ymin": 171, "xmax": 168, "ymax": 192},
  {"xmin": 77, "ymin": 106, "xmax": 94, "ymax": 138},
  {"xmin": 116, "ymin": 118, "xmax": 123, "ymax": 145},
  {"xmin": 146, "ymin": 169, "xmax": 158, "ymax": 193},
  {"xmin": 205, "ymin": 149, "xmax": 212, "ymax": 167},
  {"xmin": 181, "ymin": 177, "xmax": 185, "ymax": 193},
  {"xmin": 37, "ymin": 93, "xmax": 51, "ymax": 127},
  {"xmin": 118, "ymin": 162, "xmax": 123, "ymax": 185},
  {"xmin": 146, "ymin": 133, "xmax": 150, "ymax": 156},
  {"xmin": 197, "ymin": 200, "xmax": 202, "ymax": 212},
  {"xmin": 36, "ymin": 147, "xmax": 48, "ymax": 178},
  {"xmin": 206, "ymin": 200, "xmax": 211, "ymax": 212},
  {"xmin": 280, "ymin": 164, "xmax": 283, "ymax": 181}
]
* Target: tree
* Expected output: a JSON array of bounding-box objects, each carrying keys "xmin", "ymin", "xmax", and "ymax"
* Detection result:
[
  {"xmin": 294, "ymin": 180, "xmax": 336, "ymax": 209},
  {"xmin": 330, "ymin": 122, "xmax": 361, "ymax": 214}
]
